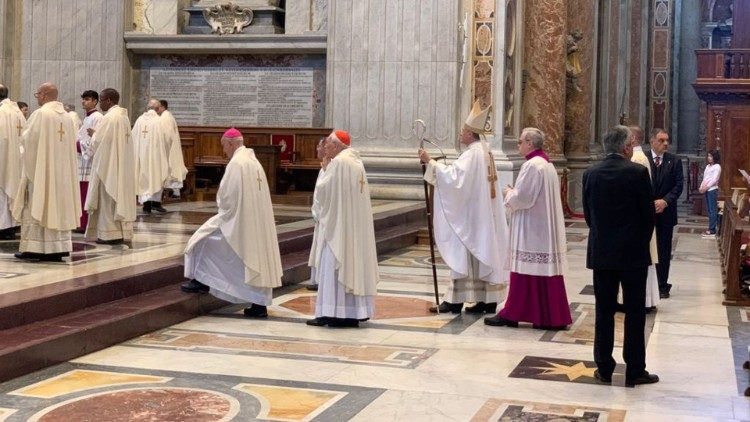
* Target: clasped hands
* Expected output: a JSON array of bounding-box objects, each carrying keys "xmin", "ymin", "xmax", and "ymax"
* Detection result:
[{"xmin": 654, "ymin": 199, "xmax": 668, "ymax": 214}]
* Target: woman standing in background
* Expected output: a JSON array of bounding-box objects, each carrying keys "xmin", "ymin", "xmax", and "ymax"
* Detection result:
[{"xmin": 699, "ymin": 150, "xmax": 721, "ymax": 238}]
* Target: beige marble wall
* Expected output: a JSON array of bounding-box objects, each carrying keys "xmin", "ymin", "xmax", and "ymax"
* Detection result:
[
  {"xmin": 5, "ymin": 0, "xmax": 127, "ymax": 114},
  {"xmin": 521, "ymin": 0, "xmax": 567, "ymax": 156},
  {"xmin": 285, "ymin": 0, "xmax": 311, "ymax": 34},
  {"xmin": 0, "ymin": 0, "xmax": 6, "ymax": 84},
  {"xmin": 564, "ymin": 0, "xmax": 596, "ymax": 156},
  {"xmin": 326, "ymin": 0, "xmax": 460, "ymax": 150}
]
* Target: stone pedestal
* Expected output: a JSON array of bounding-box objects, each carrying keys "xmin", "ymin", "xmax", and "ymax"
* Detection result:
[{"xmin": 521, "ymin": 0, "xmax": 567, "ymax": 159}]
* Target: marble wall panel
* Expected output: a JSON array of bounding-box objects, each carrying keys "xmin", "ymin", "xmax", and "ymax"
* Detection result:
[
  {"xmin": 8, "ymin": 0, "xmax": 126, "ymax": 115},
  {"xmin": 285, "ymin": 0, "xmax": 311, "ymax": 34},
  {"xmin": 312, "ymin": 0, "xmax": 328, "ymax": 31},
  {"xmin": 565, "ymin": 0, "xmax": 596, "ymax": 156},
  {"xmin": 522, "ymin": 0, "xmax": 567, "ymax": 155},
  {"xmin": 628, "ymin": 0, "xmax": 644, "ymax": 125},
  {"xmin": 326, "ymin": 0, "xmax": 459, "ymax": 149},
  {"xmin": 676, "ymin": 0, "xmax": 703, "ymax": 153}
]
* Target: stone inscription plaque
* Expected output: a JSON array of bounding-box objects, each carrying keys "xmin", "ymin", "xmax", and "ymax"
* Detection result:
[{"xmin": 149, "ymin": 67, "xmax": 314, "ymax": 127}]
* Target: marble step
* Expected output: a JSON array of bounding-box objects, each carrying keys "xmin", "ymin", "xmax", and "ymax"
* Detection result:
[{"xmin": 0, "ymin": 285, "xmax": 224, "ymax": 383}]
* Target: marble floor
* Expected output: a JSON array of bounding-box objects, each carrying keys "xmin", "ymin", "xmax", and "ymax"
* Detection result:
[{"xmin": 0, "ymin": 210, "xmax": 748, "ymax": 421}]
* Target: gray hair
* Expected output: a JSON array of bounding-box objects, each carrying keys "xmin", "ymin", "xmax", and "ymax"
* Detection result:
[
  {"xmin": 221, "ymin": 136, "xmax": 243, "ymax": 145},
  {"xmin": 521, "ymin": 127, "xmax": 545, "ymax": 149},
  {"xmin": 64, "ymin": 103, "xmax": 76, "ymax": 112},
  {"xmin": 603, "ymin": 125, "xmax": 631, "ymax": 154}
]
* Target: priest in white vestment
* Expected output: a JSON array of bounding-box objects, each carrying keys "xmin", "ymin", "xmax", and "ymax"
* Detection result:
[
  {"xmin": 133, "ymin": 100, "xmax": 170, "ymax": 214},
  {"xmin": 84, "ymin": 89, "xmax": 136, "ymax": 245},
  {"xmin": 0, "ymin": 85, "xmax": 25, "ymax": 239},
  {"xmin": 76, "ymin": 90, "xmax": 103, "ymax": 233},
  {"xmin": 307, "ymin": 130, "xmax": 378, "ymax": 328},
  {"xmin": 182, "ymin": 128, "xmax": 283, "ymax": 318},
  {"xmin": 12, "ymin": 82, "xmax": 80, "ymax": 262},
  {"xmin": 156, "ymin": 100, "xmax": 187, "ymax": 202},
  {"xmin": 628, "ymin": 126, "xmax": 660, "ymax": 310},
  {"xmin": 306, "ymin": 137, "xmax": 327, "ymax": 292},
  {"xmin": 419, "ymin": 102, "xmax": 510, "ymax": 314},
  {"xmin": 485, "ymin": 127, "xmax": 572, "ymax": 329},
  {"xmin": 64, "ymin": 104, "xmax": 81, "ymax": 133}
]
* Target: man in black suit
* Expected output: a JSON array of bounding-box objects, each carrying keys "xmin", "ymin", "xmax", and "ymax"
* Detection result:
[
  {"xmin": 646, "ymin": 129, "xmax": 683, "ymax": 299},
  {"xmin": 583, "ymin": 125, "xmax": 659, "ymax": 387}
]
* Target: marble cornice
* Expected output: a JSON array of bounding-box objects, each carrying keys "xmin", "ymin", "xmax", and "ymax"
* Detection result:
[{"xmin": 123, "ymin": 32, "xmax": 327, "ymax": 54}]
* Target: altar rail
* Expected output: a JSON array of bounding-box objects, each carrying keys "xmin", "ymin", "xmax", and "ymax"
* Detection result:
[
  {"xmin": 178, "ymin": 126, "xmax": 332, "ymax": 198},
  {"xmin": 718, "ymin": 198, "xmax": 750, "ymax": 306}
]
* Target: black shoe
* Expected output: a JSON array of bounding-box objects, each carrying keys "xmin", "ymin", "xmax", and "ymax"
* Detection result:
[
  {"xmin": 243, "ymin": 304, "xmax": 268, "ymax": 318},
  {"xmin": 152, "ymin": 202, "xmax": 168, "ymax": 213},
  {"xmin": 329, "ymin": 318, "xmax": 359, "ymax": 328},
  {"xmin": 465, "ymin": 302, "xmax": 498, "ymax": 314},
  {"xmin": 645, "ymin": 306, "xmax": 656, "ymax": 314},
  {"xmin": 626, "ymin": 371, "xmax": 659, "ymax": 387},
  {"xmin": 181, "ymin": 279, "xmax": 209, "ymax": 294},
  {"xmin": 39, "ymin": 252, "xmax": 69, "ymax": 262},
  {"xmin": 659, "ymin": 291, "xmax": 670, "ymax": 299},
  {"xmin": 142, "ymin": 201, "xmax": 152, "ymax": 214},
  {"xmin": 306, "ymin": 284, "xmax": 318, "ymax": 291},
  {"xmin": 594, "ymin": 369, "xmax": 612, "ymax": 384},
  {"xmin": 72, "ymin": 228, "xmax": 85, "ymax": 234},
  {"xmin": 96, "ymin": 238, "xmax": 124, "ymax": 245},
  {"xmin": 483, "ymin": 315, "xmax": 519, "ymax": 327},
  {"xmin": 306, "ymin": 317, "xmax": 330, "ymax": 326},
  {"xmin": 0, "ymin": 229, "xmax": 15, "ymax": 240},
  {"xmin": 14, "ymin": 252, "xmax": 41, "ymax": 261},
  {"xmin": 429, "ymin": 301, "xmax": 463, "ymax": 314}
]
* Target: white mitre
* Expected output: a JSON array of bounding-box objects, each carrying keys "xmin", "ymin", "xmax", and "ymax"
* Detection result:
[{"xmin": 464, "ymin": 101, "xmax": 490, "ymax": 134}]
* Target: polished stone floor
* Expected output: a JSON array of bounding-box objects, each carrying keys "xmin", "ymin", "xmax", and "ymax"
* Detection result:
[{"xmin": 0, "ymin": 207, "xmax": 748, "ymax": 421}]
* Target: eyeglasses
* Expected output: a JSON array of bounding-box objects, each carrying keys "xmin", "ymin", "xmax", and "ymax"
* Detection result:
[{"xmin": 33, "ymin": 92, "xmax": 42, "ymax": 98}]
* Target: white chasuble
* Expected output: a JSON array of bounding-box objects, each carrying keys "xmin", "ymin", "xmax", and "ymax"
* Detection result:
[
  {"xmin": 160, "ymin": 110, "xmax": 188, "ymax": 187},
  {"xmin": 132, "ymin": 110, "xmax": 169, "ymax": 198},
  {"xmin": 12, "ymin": 101, "xmax": 80, "ymax": 253},
  {"xmin": 0, "ymin": 99, "xmax": 25, "ymax": 229},
  {"xmin": 309, "ymin": 148, "xmax": 379, "ymax": 297},
  {"xmin": 504, "ymin": 155, "xmax": 567, "ymax": 276},
  {"xmin": 185, "ymin": 147, "xmax": 283, "ymax": 292},
  {"xmin": 425, "ymin": 141, "xmax": 510, "ymax": 285},
  {"xmin": 85, "ymin": 105, "xmax": 136, "ymax": 240}
]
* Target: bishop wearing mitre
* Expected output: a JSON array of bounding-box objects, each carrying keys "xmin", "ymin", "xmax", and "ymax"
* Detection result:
[
  {"xmin": 84, "ymin": 88, "xmax": 136, "ymax": 245},
  {"xmin": 307, "ymin": 130, "xmax": 379, "ymax": 328},
  {"xmin": 0, "ymin": 85, "xmax": 25, "ymax": 240},
  {"xmin": 133, "ymin": 100, "xmax": 169, "ymax": 213},
  {"xmin": 418, "ymin": 102, "xmax": 510, "ymax": 314},
  {"xmin": 484, "ymin": 127, "xmax": 572, "ymax": 330},
  {"xmin": 182, "ymin": 128, "xmax": 283, "ymax": 318},
  {"xmin": 13, "ymin": 83, "xmax": 80, "ymax": 262}
]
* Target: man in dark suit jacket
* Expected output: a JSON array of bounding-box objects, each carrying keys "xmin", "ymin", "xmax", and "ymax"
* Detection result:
[
  {"xmin": 646, "ymin": 129, "xmax": 683, "ymax": 298},
  {"xmin": 583, "ymin": 125, "xmax": 659, "ymax": 387}
]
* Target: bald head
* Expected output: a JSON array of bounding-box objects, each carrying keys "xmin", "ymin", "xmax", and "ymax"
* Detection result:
[
  {"xmin": 0, "ymin": 84, "xmax": 7, "ymax": 101},
  {"xmin": 35, "ymin": 82, "xmax": 58, "ymax": 106},
  {"xmin": 628, "ymin": 125, "xmax": 644, "ymax": 147}
]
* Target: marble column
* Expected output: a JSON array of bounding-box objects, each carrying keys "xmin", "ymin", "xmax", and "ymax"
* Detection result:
[
  {"xmin": 521, "ymin": 0, "xmax": 567, "ymax": 158},
  {"xmin": 564, "ymin": 0, "xmax": 597, "ymax": 212}
]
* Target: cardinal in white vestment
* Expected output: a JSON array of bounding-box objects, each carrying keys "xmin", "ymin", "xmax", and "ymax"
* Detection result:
[
  {"xmin": 133, "ymin": 100, "xmax": 170, "ymax": 213},
  {"xmin": 76, "ymin": 90, "xmax": 103, "ymax": 233},
  {"xmin": 84, "ymin": 89, "xmax": 136, "ymax": 244},
  {"xmin": 156, "ymin": 100, "xmax": 187, "ymax": 204},
  {"xmin": 485, "ymin": 127, "xmax": 572, "ymax": 329},
  {"xmin": 306, "ymin": 137, "xmax": 328, "ymax": 292},
  {"xmin": 182, "ymin": 128, "xmax": 283, "ymax": 318},
  {"xmin": 307, "ymin": 130, "xmax": 378, "ymax": 328},
  {"xmin": 0, "ymin": 85, "xmax": 26, "ymax": 239},
  {"xmin": 419, "ymin": 102, "xmax": 510, "ymax": 314},
  {"xmin": 12, "ymin": 82, "xmax": 81, "ymax": 262},
  {"xmin": 627, "ymin": 126, "xmax": 660, "ymax": 310}
]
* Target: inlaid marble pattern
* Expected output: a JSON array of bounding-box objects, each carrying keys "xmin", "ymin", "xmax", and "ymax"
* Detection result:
[
  {"xmin": 471, "ymin": 399, "xmax": 626, "ymax": 421},
  {"xmin": 126, "ymin": 329, "xmax": 436, "ymax": 368},
  {"xmin": 509, "ymin": 356, "xmax": 624, "ymax": 386},
  {"xmin": 0, "ymin": 363, "xmax": 383, "ymax": 422}
]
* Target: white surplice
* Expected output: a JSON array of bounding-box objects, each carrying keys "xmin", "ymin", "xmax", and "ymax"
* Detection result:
[
  {"xmin": 309, "ymin": 148, "xmax": 378, "ymax": 318},
  {"xmin": 12, "ymin": 101, "xmax": 81, "ymax": 253},
  {"xmin": 77, "ymin": 110, "xmax": 103, "ymax": 182},
  {"xmin": 424, "ymin": 141, "xmax": 510, "ymax": 303},
  {"xmin": 132, "ymin": 110, "xmax": 169, "ymax": 203},
  {"xmin": 308, "ymin": 168, "xmax": 325, "ymax": 287},
  {"xmin": 630, "ymin": 146, "xmax": 660, "ymax": 308},
  {"xmin": 85, "ymin": 105, "xmax": 136, "ymax": 241},
  {"xmin": 0, "ymin": 99, "xmax": 25, "ymax": 229},
  {"xmin": 185, "ymin": 146, "xmax": 283, "ymax": 305},
  {"xmin": 159, "ymin": 110, "xmax": 187, "ymax": 190},
  {"xmin": 504, "ymin": 155, "xmax": 567, "ymax": 277}
]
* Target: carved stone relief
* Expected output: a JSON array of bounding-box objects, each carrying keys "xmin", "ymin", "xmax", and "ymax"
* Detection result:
[
  {"xmin": 202, "ymin": 3, "xmax": 254, "ymax": 34},
  {"xmin": 472, "ymin": 0, "xmax": 495, "ymax": 132},
  {"xmin": 503, "ymin": 0, "xmax": 517, "ymax": 133}
]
